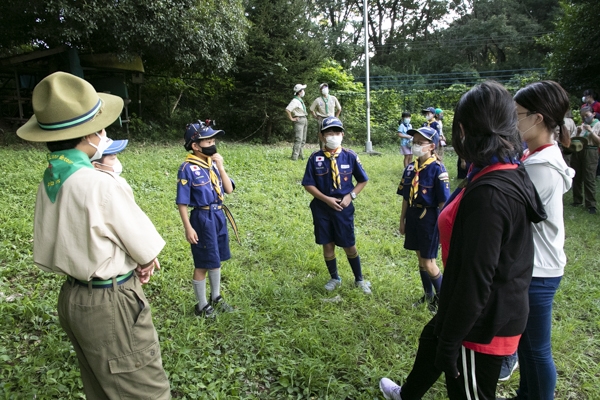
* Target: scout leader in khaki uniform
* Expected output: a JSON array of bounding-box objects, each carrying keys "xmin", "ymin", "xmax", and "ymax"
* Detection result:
[
  {"xmin": 285, "ymin": 83, "xmax": 309, "ymax": 160},
  {"xmin": 17, "ymin": 72, "xmax": 171, "ymax": 399},
  {"xmin": 310, "ymin": 82, "xmax": 342, "ymax": 137}
]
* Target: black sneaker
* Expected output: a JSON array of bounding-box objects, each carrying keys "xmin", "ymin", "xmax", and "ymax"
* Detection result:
[
  {"xmin": 412, "ymin": 294, "xmax": 434, "ymax": 308},
  {"xmin": 427, "ymin": 295, "xmax": 439, "ymax": 314},
  {"xmin": 194, "ymin": 303, "xmax": 215, "ymax": 318},
  {"xmin": 589, "ymin": 207, "xmax": 597, "ymax": 215},
  {"xmin": 210, "ymin": 296, "xmax": 234, "ymax": 313}
]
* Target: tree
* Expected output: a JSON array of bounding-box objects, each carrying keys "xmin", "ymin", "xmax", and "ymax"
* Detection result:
[
  {"xmin": 0, "ymin": 0, "xmax": 249, "ymax": 74},
  {"xmin": 544, "ymin": 0, "xmax": 600, "ymax": 93},
  {"xmin": 221, "ymin": 0, "xmax": 325, "ymax": 143}
]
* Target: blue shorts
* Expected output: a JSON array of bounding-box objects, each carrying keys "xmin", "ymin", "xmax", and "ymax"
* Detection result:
[
  {"xmin": 189, "ymin": 206, "xmax": 230, "ymax": 269},
  {"xmin": 404, "ymin": 206, "xmax": 439, "ymax": 259},
  {"xmin": 310, "ymin": 199, "xmax": 356, "ymax": 248}
]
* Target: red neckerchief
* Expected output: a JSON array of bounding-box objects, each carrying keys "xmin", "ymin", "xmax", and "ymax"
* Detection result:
[{"xmin": 522, "ymin": 143, "xmax": 554, "ymax": 161}]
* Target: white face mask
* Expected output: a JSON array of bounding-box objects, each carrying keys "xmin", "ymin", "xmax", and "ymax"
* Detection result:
[
  {"xmin": 325, "ymin": 135, "xmax": 343, "ymax": 149},
  {"xmin": 321, "ymin": 88, "xmax": 329, "ymax": 96},
  {"xmin": 96, "ymin": 159, "xmax": 123, "ymax": 175},
  {"xmin": 582, "ymin": 96, "xmax": 587, "ymax": 103},
  {"xmin": 298, "ymin": 90, "xmax": 305, "ymax": 98},
  {"xmin": 426, "ymin": 114, "xmax": 434, "ymax": 121},
  {"xmin": 89, "ymin": 133, "xmax": 113, "ymax": 161},
  {"xmin": 412, "ymin": 144, "xmax": 431, "ymax": 157}
]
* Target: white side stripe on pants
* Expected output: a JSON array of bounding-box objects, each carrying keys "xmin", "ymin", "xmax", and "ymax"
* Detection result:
[{"xmin": 461, "ymin": 345, "xmax": 480, "ymax": 400}]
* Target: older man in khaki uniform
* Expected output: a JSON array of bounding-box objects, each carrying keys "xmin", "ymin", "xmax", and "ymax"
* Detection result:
[
  {"xmin": 310, "ymin": 83, "xmax": 342, "ymax": 142},
  {"xmin": 17, "ymin": 72, "xmax": 171, "ymax": 399},
  {"xmin": 285, "ymin": 83, "xmax": 309, "ymax": 160}
]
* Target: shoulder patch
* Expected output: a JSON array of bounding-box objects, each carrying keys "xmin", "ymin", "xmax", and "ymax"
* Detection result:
[
  {"xmin": 190, "ymin": 165, "xmax": 200, "ymax": 171},
  {"xmin": 407, "ymin": 164, "xmax": 414, "ymax": 171},
  {"xmin": 438, "ymin": 172, "xmax": 449, "ymax": 181},
  {"xmin": 315, "ymin": 156, "xmax": 325, "ymax": 162},
  {"xmin": 179, "ymin": 179, "xmax": 188, "ymax": 185}
]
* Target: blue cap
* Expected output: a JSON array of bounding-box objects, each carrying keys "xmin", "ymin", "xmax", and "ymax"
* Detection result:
[
  {"xmin": 321, "ymin": 116, "xmax": 345, "ymax": 132},
  {"xmin": 184, "ymin": 120, "xmax": 224, "ymax": 151},
  {"xmin": 408, "ymin": 127, "xmax": 439, "ymax": 147},
  {"xmin": 103, "ymin": 139, "xmax": 128, "ymax": 155},
  {"xmin": 422, "ymin": 107, "xmax": 436, "ymax": 114}
]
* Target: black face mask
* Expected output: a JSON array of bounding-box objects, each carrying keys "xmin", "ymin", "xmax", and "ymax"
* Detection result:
[{"xmin": 201, "ymin": 145, "xmax": 217, "ymax": 156}]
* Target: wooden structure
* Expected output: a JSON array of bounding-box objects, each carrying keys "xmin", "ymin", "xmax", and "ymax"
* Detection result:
[{"xmin": 0, "ymin": 46, "xmax": 144, "ymax": 130}]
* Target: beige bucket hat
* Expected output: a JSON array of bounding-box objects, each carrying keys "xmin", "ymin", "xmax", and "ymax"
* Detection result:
[{"xmin": 17, "ymin": 71, "xmax": 124, "ymax": 142}]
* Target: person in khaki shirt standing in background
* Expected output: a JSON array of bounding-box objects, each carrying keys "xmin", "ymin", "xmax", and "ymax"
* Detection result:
[
  {"xmin": 285, "ymin": 83, "xmax": 309, "ymax": 160},
  {"xmin": 310, "ymin": 83, "xmax": 342, "ymax": 142},
  {"xmin": 17, "ymin": 72, "xmax": 171, "ymax": 399}
]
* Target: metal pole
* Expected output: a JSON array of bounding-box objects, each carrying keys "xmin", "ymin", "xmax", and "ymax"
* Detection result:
[{"xmin": 363, "ymin": 0, "xmax": 372, "ymax": 152}]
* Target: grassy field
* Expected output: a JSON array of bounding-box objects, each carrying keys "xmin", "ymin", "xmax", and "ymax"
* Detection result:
[{"xmin": 1, "ymin": 141, "xmax": 599, "ymax": 399}]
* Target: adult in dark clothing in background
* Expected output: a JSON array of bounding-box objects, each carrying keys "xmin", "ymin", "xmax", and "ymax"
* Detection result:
[{"xmin": 379, "ymin": 81, "xmax": 546, "ymax": 400}]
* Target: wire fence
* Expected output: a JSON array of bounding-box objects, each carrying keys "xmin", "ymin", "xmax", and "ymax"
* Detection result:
[{"xmin": 354, "ymin": 68, "xmax": 547, "ymax": 89}]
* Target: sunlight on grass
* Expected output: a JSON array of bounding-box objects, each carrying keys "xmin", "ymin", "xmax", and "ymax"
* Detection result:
[{"xmin": 1, "ymin": 142, "xmax": 598, "ymax": 399}]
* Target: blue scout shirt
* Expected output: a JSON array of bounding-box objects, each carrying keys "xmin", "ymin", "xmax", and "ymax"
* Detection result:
[
  {"xmin": 302, "ymin": 148, "xmax": 368, "ymax": 197},
  {"xmin": 176, "ymin": 159, "xmax": 231, "ymax": 207},
  {"xmin": 398, "ymin": 159, "xmax": 450, "ymax": 207},
  {"xmin": 423, "ymin": 120, "xmax": 441, "ymax": 136}
]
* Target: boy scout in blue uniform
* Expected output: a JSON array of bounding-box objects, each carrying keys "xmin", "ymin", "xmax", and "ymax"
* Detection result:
[
  {"xmin": 398, "ymin": 127, "xmax": 450, "ymax": 313},
  {"xmin": 302, "ymin": 116, "xmax": 372, "ymax": 294},
  {"xmin": 177, "ymin": 120, "xmax": 236, "ymax": 317}
]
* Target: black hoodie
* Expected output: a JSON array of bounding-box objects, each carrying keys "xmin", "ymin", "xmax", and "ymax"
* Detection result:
[{"xmin": 434, "ymin": 164, "xmax": 546, "ymax": 377}]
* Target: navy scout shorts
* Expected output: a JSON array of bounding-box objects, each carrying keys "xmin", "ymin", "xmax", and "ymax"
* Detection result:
[
  {"xmin": 404, "ymin": 206, "xmax": 439, "ymax": 259},
  {"xmin": 190, "ymin": 206, "xmax": 230, "ymax": 269},
  {"xmin": 310, "ymin": 199, "xmax": 356, "ymax": 248}
]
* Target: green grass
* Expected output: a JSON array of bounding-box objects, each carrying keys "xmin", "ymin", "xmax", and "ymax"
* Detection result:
[{"xmin": 1, "ymin": 141, "xmax": 599, "ymax": 399}]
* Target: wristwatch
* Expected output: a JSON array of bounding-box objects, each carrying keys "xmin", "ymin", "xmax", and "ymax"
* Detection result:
[{"xmin": 350, "ymin": 191, "xmax": 357, "ymax": 200}]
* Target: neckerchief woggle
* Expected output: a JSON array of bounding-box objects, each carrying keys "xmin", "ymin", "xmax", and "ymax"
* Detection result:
[
  {"xmin": 323, "ymin": 147, "xmax": 342, "ymax": 189},
  {"xmin": 43, "ymin": 149, "xmax": 94, "ymax": 203},
  {"xmin": 184, "ymin": 154, "xmax": 241, "ymax": 245},
  {"xmin": 409, "ymin": 155, "xmax": 436, "ymax": 206}
]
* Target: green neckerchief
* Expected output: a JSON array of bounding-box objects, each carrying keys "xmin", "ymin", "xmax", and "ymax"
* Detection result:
[
  {"xmin": 294, "ymin": 96, "xmax": 306, "ymax": 113},
  {"xmin": 43, "ymin": 149, "xmax": 93, "ymax": 203},
  {"xmin": 321, "ymin": 95, "xmax": 330, "ymax": 115}
]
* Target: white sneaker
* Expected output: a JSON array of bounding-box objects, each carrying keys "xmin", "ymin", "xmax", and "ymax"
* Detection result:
[
  {"xmin": 379, "ymin": 377, "xmax": 402, "ymax": 400},
  {"xmin": 324, "ymin": 278, "xmax": 342, "ymax": 291},
  {"xmin": 355, "ymin": 280, "xmax": 372, "ymax": 294}
]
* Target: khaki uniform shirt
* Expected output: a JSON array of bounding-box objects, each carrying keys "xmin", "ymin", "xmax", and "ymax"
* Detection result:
[
  {"xmin": 33, "ymin": 168, "xmax": 165, "ymax": 281},
  {"xmin": 285, "ymin": 97, "xmax": 308, "ymax": 117},
  {"xmin": 310, "ymin": 95, "xmax": 341, "ymax": 118}
]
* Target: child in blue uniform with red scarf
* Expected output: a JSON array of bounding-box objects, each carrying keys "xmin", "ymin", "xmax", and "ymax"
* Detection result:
[
  {"xmin": 302, "ymin": 116, "xmax": 372, "ymax": 294},
  {"xmin": 398, "ymin": 126, "xmax": 450, "ymax": 313},
  {"xmin": 177, "ymin": 120, "xmax": 235, "ymax": 317}
]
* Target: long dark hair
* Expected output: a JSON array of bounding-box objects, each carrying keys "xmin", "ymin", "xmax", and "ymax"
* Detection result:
[
  {"xmin": 514, "ymin": 80, "xmax": 571, "ymax": 148},
  {"xmin": 451, "ymin": 81, "xmax": 522, "ymax": 167}
]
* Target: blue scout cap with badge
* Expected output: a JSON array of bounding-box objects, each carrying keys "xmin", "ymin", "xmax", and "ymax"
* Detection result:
[
  {"xmin": 184, "ymin": 119, "xmax": 224, "ymax": 151},
  {"xmin": 422, "ymin": 107, "xmax": 436, "ymax": 114},
  {"xmin": 408, "ymin": 126, "xmax": 439, "ymax": 148},
  {"xmin": 321, "ymin": 116, "xmax": 345, "ymax": 132},
  {"xmin": 102, "ymin": 139, "xmax": 128, "ymax": 155}
]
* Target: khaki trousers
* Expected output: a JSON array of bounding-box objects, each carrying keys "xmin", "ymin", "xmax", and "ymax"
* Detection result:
[
  {"xmin": 571, "ymin": 147, "xmax": 598, "ymax": 208},
  {"xmin": 291, "ymin": 116, "xmax": 307, "ymax": 160},
  {"xmin": 58, "ymin": 276, "xmax": 171, "ymax": 400}
]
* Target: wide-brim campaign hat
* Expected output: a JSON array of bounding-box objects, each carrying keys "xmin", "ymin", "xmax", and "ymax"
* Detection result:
[
  {"xmin": 569, "ymin": 137, "xmax": 586, "ymax": 152},
  {"xmin": 408, "ymin": 126, "xmax": 439, "ymax": 147},
  {"xmin": 17, "ymin": 72, "xmax": 124, "ymax": 142},
  {"xmin": 103, "ymin": 139, "xmax": 128, "ymax": 155}
]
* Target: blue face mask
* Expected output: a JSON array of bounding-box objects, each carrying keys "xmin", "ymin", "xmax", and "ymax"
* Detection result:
[{"xmin": 403, "ymin": 118, "xmax": 411, "ymax": 125}]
